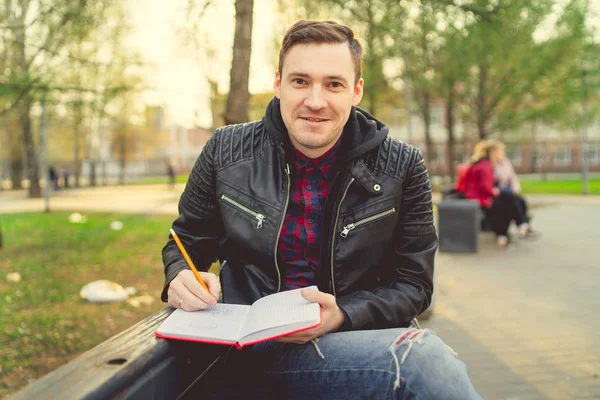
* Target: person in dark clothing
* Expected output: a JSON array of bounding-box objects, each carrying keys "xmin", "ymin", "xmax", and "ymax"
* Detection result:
[
  {"xmin": 492, "ymin": 142, "xmax": 535, "ymax": 237},
  {"xmin": 160, "ymin": 20, "xmax": 481, "ymax": 399},
  {"xmin": 166, "ymin": 161, "xmax": 176, "ymax": 187},
  {"xmin": 48, "ymin": 166, "xmax": 58, "ymax": 191},
  {"xmin": 63, "ymin": 169, "xmax": 70, "ymax": 189}
]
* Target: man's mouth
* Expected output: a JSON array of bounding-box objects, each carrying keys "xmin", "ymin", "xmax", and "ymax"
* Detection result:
[{"xmin": 300, "ymin": 117, "xmax": 328, "ymax": 122}]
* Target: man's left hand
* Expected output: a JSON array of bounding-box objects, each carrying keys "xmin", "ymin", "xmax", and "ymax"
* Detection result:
[{"xmin": 276, "ymin": 289, "xmax": 345, "ymax": 344}]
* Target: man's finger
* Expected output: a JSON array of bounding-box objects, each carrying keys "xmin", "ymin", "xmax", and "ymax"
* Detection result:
[
  {"xmin": 179, "ymin": 288, "xmax": 211, "ymax": 310},
  {"xmin": 180, "ymin": 270, "xmax": 217, "ymax": 306},
  {"xmin": 301, "ymin": 289, "xmax": 334, "ymax": 307},
  {"xmin": 170, "ymin": 277, "xmax": 211, "ymax": 310},
  {"xmin": 202, "ymin": 272, "xmax": 221, "ymax": 300}
]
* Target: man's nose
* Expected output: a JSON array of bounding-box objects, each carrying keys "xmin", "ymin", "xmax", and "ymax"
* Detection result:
[{"xmin": 304, "ymin": 87, "xmax": 327, "ymax": 110}]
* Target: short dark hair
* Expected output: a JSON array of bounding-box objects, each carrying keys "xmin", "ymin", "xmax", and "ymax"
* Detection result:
[{"xmin": 278, "ymin": 20, "xmax": 364, "ymax": 84}]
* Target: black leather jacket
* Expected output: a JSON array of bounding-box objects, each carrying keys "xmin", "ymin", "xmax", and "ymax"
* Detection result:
[{"xmin": 162, "ymin": 98, "xmax": 437, "ymax": 330}]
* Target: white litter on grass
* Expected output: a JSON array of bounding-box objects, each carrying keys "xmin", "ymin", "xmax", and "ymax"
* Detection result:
[
  {"xmin": 110, "ymin": 221, "xmax": 124, "ymax": 231},
  {"xmin": 126, "ymin": 295, "xmax": 155, "ymax": 308},
  {"xmin": 125, "ymin": 286, "xmax": 137, "ymax": 296},
  {"xmin": 68, "ymin": 212, "xmax": 87, "ymax": 224},
  {"xmin": 80, "ymin": 280, "xmax": 129, "ymax": 303},
  {"xmin": 6, "ymin": 272, "xmax": 22, "ymax": 283}
]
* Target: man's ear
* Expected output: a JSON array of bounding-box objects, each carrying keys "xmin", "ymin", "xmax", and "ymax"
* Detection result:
[
  {"xmin": 274, "ymin": 72, "xmax": 282, "ymax": 99},
  {"xmin": 352, "ymin": 78, "xmax": 364, "ymax": 106}
]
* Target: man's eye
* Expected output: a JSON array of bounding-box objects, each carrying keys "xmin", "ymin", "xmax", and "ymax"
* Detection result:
[
  {"xmin": 293, "ymin": 78, "xmax": 306, "ymax": 85},
  {"xmin": 330, "ymin": 82, "xmax": 343, "ymax": 88}
]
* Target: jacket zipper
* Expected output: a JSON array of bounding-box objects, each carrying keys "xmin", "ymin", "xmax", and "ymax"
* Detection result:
[
  {"xmin": 220, "ymin": 194, "xmax": 265, "ymax": 229},
  {"xmin": 274, "ymin": 164, "xmax": 291, "ymax": 292},
  {"xmin": 330, "ymin": 177, "xmax": 354, "ymax": 297},
  {"xmin": 340, "ymin": 208, "xmax": 396, "ymax": 238}
]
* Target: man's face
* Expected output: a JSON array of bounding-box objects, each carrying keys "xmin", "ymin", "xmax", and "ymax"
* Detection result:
[{"xmin": 274, "ymin": 42, "xmax": 364, "ymax": 158}]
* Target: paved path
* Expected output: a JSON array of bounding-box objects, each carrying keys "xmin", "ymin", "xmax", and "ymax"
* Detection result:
[
  {"xmin": 0, "ymin": 185, "xmax": 185, "ymax": 215},
  {"xmin": 422, "ymin": 198, "xmax": 600, "ymax": 399},
  {"xmin": 2, "ymin": 186, "xmax": 600, "ymax": 399}
]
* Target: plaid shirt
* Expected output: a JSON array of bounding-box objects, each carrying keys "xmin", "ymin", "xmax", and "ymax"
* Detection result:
[{"xmin": 279, "ymin": 140, "xmax": 341, "ymax": 290}]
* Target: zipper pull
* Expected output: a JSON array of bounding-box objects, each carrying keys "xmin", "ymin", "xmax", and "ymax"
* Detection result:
[
  {"xmin": 340, "ymin": 223, "xmax": 355, "ymax": 238},
  {"xmin": 285, "ymin": 163, "xmax": 290, "ymax": 175},
  {"xmin": 256, "ymin": 214, "xmax": 265, "ymax": 229}
]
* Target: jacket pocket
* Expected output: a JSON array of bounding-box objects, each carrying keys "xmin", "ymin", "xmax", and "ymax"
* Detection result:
[
  {"xmin": 340, "ymin": 208, "xmax": 396, "ymax": 238},
  {"xmin": 221, "ymin": 194, "xmax": 266, "ymax": 229}
]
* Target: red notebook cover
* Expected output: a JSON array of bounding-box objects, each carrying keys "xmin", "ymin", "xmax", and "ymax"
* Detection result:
[{"xmin": 155, "ymin": 311, "xmax": 322, "ymax": 349}]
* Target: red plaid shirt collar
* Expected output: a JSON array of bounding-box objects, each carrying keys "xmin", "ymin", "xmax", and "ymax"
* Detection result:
[{"xmin": 291, "ymin": 139, "xmax": 342, "ymax": 177}]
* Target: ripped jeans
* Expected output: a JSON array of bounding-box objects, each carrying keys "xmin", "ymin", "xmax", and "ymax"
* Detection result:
[{"xmin": 208, "ymin": 328, "xmax": 482, "ymax": 399}]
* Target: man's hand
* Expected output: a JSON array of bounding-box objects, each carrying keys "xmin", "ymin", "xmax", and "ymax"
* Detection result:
[
  {"xmin": 492, "ymin": 187, "xmax": 500, "ymax": 197},
  {"xmin": 276, "ymin": 289, "xmax": 345, "ymax": 344},
  {"xmin": 167, "ymin": 269, "xmax": 220, "ymax": 311}
]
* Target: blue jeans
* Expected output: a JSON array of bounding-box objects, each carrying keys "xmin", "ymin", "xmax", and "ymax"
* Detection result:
[{"xmin": 209, "ymin": 327, "xmax": 482, "ymax": 399}]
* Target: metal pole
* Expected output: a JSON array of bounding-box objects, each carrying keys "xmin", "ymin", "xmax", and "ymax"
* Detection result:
[
  {"xmin": 581, "ymin": 69, "xmax": 589, "ymax": 195},
  {"xmin": 40, "ymin": 95, "xmax": 51, "ymax": 211}
]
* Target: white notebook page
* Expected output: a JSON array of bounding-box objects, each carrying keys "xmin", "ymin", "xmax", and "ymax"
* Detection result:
[
  {"xmin": 157, "ymin": 304, "xmax": 250, "ymax": 343},
  {"xmin": 240, "ymin": 287, "xmax": 320, "ymax": 340}
]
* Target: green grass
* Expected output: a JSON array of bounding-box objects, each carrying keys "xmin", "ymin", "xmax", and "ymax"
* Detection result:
[
  {"xmin": 0, "ymin": 212, "xmax": 177, "ymax": 396},
  {"xmin": 520, "ymin": 179, "xmax": 600, "ymax": 195}
]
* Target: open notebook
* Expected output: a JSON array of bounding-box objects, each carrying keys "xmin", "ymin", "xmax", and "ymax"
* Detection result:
[{"xmin": 155, "ymin": 286, "xmax": 322, "ymax": 349}]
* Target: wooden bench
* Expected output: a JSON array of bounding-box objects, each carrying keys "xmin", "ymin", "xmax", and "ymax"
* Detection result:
[{"xmin": 10, "ymin": 308, "xmax": 225, "ymax": 400}]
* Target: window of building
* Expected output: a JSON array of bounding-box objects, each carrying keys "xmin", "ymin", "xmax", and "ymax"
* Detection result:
[
  {"xmin": 506, "ymin": 145, "xmax": 522, "ymax": 167},
  {"xmin": 430, "ymin": 104, "xmax": 444, "ymax": 125},
  {"xmin": 584, "ymin": 143, "xmax": 599, "ymax": 165},
  {"xmin": 553, "ymin": 145, "xmax": 572, "ymax": 166}
]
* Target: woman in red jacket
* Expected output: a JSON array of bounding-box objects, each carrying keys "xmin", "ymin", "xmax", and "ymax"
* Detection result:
[{"xmin": 463, "ymin": 141, "xmax": 519, "ymax": 247}]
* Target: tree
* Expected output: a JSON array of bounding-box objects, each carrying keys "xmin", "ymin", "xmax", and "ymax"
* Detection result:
[
  {"xmin": 399, "ymin": 0, "xmax": 443, "ymax": 167},
  {"xmin": 178, "ymin": 4, "xmax": 224, "ymax": 129},
  {"xmin": 57, "ymin": 1, "xmax": 139, "ymax": 187},
  {"xmin": 436, "ymin": 23, "xmax": 469, "ymax": 178},
  {"xmin": 224, "ymin": 0, "xmax": 254, "ymax": 124},
  {"xmin": 299, "ymin": 0, "xmax": 404, "ymax": 115},
  {"xmin": 2, "ymin": 0, "xmax": 108, "ymax": 197},
  {"xmin": 455, "ymin": 0, "xmax": 594, "ymax": 139},
  {"xmin": 183, "ymin": 0, "xmax": 254, "ymax": 126}
]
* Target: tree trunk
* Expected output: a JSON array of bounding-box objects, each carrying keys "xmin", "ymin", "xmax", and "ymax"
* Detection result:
[
  {"xmin": 90, "ymin": 162, "xmax": 97, "ymax": 187},
  {"xmin": 529, "ymin": 120, "xmax": 537, "ymax": 174},
  {"xmin": 101, "ymin": 161, "xmax": 108, "ymax": 186},
  {"xmin": 476, "ymin": 64, "xmax": 488, "ymax": 139},
  {"xmin": 9, "ymin": 151, "xmax": 23, "ymax": 190},
  {"xmin": 20, "ymin": 98, "xmax": 41, "ymax": 198},
  {"xmin": 445, "ymin": 80, "xmax": 456, "ymax": 181},
  {"xmin": 224, "ymin": 0, "xmax": 254, "ymax": 125},
  {"xmin": 73, "ymin": 104, "xmax": 83, "ymax": 187},
  {"xmin": 118, "ymin": 132, "xmax": 127, "ymax": 185},
  {"xmin": 421, "ymin": 91, "xmax": 433, "ymax": 168},
  {"xmin": 12, "ymin": 6, "xmax": 41, "ymax": 198}
]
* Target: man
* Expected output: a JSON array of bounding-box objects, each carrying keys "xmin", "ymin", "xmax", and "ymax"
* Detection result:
[{"xmin": 162, "ymin": 20, "xmax": 481, "ymax": 399}]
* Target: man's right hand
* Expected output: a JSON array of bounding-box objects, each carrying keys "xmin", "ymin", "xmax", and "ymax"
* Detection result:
[
  {"xmin": 492, "ymin": 187, "xmax": 500, "ymax": 197},
  {"xmin": 167, "ymin": 270, "xmax": 220, "ymax": 311}
]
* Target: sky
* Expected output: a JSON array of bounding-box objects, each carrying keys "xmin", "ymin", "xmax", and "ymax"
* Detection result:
[{"xmin": 127, "ymin": 0, "xmax": 600, "ymax": 129}]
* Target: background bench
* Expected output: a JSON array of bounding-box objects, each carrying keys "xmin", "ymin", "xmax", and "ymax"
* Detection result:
[{"xmin": 437, "ymin": 198, "xmax": 483, "ymax": 253}]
